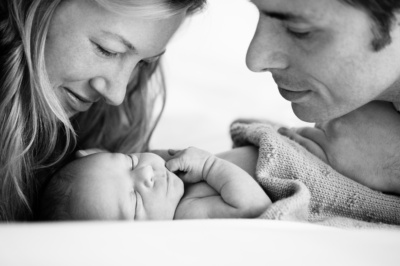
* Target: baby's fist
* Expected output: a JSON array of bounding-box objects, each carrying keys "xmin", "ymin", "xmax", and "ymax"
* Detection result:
[{"xmin": 166, "ymin": 147, "xmax": 214, "ymax": 183}]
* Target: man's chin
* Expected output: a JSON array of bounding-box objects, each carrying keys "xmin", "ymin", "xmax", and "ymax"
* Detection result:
[{"xmin": 292, "ymin": 103, "xmax": 329, "ymax": 123}]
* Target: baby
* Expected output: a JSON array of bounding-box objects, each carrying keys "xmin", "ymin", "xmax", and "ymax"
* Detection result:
[{"xmin": 39, "ymin": 147, "xmax": 271, "ymax": 221}]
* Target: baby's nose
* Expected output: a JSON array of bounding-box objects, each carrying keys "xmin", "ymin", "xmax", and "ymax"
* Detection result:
[{"xmin": 136, "ymin": 166, "xmax": 155, "ymax": 188}]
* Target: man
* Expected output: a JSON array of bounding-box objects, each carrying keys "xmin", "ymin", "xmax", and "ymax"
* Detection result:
[{"xmin": 245, "ymin": 0, "xmax": 400, "ymax": 194}]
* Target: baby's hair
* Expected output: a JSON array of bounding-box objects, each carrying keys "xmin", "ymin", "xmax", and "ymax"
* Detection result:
[{"xmin": 38, "ymin": 162, "xmax": 79, "ymax": 221}]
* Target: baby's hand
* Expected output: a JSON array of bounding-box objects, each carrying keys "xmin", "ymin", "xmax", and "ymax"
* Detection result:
[{"xmin": 166, "ymin": 147, "xmax": 215, "ymax": 183}]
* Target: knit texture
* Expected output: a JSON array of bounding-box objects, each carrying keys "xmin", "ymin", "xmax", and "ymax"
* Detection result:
[{"xmin": 230, "ymin": 122, "xmax": 400, "ymax": 229}]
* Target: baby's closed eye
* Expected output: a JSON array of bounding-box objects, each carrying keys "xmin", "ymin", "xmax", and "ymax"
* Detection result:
[{"xmin": 130, "ymin": 190, "xmax": 139, "ymax": 219}]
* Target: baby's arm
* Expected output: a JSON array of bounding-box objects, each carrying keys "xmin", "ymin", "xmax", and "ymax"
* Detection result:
[
  {"xmin": 278, "ymin": 101, "xmax": 400, "ymax": 195},
  {"xmin": 166, "ymin": 147, "xmax": 271, "ymax": 219}
]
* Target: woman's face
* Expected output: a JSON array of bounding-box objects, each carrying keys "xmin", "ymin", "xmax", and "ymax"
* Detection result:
[{"xmin": 45, "ymin": 0, "xmax": 186, "ymax": 117}]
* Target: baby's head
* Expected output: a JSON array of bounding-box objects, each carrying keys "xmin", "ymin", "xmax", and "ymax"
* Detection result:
[{"xmin": 40, "ymin": 152, "xmax": 184, "ymax": 221}]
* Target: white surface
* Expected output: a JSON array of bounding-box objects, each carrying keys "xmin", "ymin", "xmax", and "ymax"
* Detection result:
[
  {"xmin": 151, "ymin": 0, "xmax": 311, "ymax": 153},
  {"xmin": 1, "ymin": 220, "xmax": 400, "ymax": 266}
]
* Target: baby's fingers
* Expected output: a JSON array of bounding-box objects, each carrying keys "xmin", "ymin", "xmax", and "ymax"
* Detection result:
[{"xmin": 166, "ymin": 157, "xmax": 187, "ymax": 173}]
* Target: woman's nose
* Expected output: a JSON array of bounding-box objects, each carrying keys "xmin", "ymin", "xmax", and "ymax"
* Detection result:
[
  {"xmin": 89, "ymin": 66, "xmax": 135, "ymax": 106},
  {"xmin": 246, "ymin": 19, "xmax": 289, "ymax": 72},
  {"xmin": 135, "ymin": 165, "xmax": 155, "ymax": 188}
]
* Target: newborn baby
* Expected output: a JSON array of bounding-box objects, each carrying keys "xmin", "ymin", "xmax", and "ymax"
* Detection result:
[{"xmin": 39, "ymin": 147, "xmax": 271, "ymax": 221}]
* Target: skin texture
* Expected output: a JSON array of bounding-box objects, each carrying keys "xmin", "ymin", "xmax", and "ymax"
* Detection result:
[
  {"xmin": 279, "ymin": 101, "xmax": 400, "ymax": 195},
  {"xmin": 69, "ymin": 152, "xmax": 184, "ymax": 220},
  {"xmin": 247, "ymin": 0, "xmax": 400, "ymax": 123},
  {"xmin": 45, "ymin": 0, "xmax": 186, "ymax": 117}
]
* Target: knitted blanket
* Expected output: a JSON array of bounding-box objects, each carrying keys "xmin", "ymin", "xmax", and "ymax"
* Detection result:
[{"xmin": 230, "ymin": 122, "xmax": 400, "ymax": 229}]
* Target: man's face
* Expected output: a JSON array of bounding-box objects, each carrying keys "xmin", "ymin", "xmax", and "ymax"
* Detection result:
[{"xmin": 247, "ymin": 0, "xmax": 400, "ymax": 122}]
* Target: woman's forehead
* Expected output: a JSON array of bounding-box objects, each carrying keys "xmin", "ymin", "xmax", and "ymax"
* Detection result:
[{"xmin": 90, "ymin": 0, "xmax": 189, "ymax": 19}]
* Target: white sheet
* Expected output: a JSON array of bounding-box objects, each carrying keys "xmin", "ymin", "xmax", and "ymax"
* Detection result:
[{"xmin": 1, "ymin": 220, "xmax": 399, "ymax": 266}]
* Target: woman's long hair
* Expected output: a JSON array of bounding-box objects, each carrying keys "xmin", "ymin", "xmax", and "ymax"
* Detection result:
[
  {"xmin": 0, "ymin": 0, "xmax": 71, "ymax": 221},
  {"xmin": 0, "ymin": 0, "xmax": 206, "ymax": 221}
]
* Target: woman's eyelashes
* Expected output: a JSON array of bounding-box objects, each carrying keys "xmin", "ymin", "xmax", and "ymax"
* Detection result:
[{"xmin": 92, "ymin": 41, "xmax": 119, "ymax": 58}]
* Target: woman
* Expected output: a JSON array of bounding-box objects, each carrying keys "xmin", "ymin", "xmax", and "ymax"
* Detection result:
[{"xmin": 0, "ymin": 0, "xmax": 205, "ymax": 221}]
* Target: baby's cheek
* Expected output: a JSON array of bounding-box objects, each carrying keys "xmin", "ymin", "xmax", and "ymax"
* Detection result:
[{"xmin": 176, "ymin": 178, "xmax": 184, "ymax": 199}]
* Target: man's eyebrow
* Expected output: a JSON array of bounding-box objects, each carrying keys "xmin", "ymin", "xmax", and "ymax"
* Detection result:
[
  {"xmin": 262, "ymin": 11, "xmax": 310, "ymax": 22},
  {"xmin": 101, "ymin": 30, "xmax": 138, "ymax": 53}
]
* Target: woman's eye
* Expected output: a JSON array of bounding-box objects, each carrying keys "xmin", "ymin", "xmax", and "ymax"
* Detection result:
[{"xmin": 94, "ymin": 43, "xmax": 118, "ymax": 58}]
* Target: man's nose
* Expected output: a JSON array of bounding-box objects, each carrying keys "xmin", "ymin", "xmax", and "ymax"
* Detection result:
[
  {"xmin": 246, "ymin": 19, "xmax": 289, "ymax": 72},
  {"xmin": 89, "ymin": 68, "xmax": 134, "ymax": 106},
  {"xmin": 135, "ymin": 165, "xmax": 155, "ymax": 188}
]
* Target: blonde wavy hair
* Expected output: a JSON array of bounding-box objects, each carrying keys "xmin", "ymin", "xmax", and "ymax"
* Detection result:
[{"xmin": 0, "ymin": 0, "xmax": 206, "ymax": 221}]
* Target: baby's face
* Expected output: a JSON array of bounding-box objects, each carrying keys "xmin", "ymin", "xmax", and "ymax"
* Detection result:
[{"xmin": 69, "ymin": 152, "xmax": 184, "ymax": 220}]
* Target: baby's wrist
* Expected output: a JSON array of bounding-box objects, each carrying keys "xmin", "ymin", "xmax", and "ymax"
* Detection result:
[{"xmin": 201, "ymin": 154, "xmax": 218, "ymax": 182}]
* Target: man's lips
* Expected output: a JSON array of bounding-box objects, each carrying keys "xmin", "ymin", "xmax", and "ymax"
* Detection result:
[{"xmin": 278, "ymin": 87, "xmax": 311, "ymax": 102}]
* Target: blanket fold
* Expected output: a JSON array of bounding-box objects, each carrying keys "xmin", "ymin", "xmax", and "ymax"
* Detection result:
[{"xmin": 230, "ymin": 122, "xmax": 400, "ymax": 229}]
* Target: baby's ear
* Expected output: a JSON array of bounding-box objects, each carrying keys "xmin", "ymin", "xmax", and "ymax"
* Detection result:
[{"xmin": 75, "ymin": 149, "xmax": 105, "ymax": 158}]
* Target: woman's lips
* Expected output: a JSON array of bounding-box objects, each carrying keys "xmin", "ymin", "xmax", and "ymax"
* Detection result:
[
  {"xmin": 64, "ymin": 88, "xmax": 93, "ymax": 113},
  {"xmin": 278, "ymin": 87, "xmax": 311, "ymax": 103}
]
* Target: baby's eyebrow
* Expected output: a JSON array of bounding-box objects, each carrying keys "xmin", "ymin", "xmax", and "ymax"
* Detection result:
[
  {"xmin": 128, "ymin": 154, "xmax": 134, "ymax": 170},
  {"xmin": 127, "ymin": 154, "xmax": 139, "ymax": 170}
]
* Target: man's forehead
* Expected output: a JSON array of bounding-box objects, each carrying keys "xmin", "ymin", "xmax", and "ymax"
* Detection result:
[{"xmin": 249, "ymin": 0, "xmax": 342, "ymax": 24}]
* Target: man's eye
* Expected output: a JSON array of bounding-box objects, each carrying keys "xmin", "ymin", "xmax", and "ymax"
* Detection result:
[{"xmin": 286, "ymin": 28, "xmax": 312, "ymax": 39}]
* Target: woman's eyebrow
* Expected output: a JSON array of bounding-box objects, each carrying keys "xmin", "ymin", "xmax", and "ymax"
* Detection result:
[
  {"xmin": 100, "ymin": 30, "xmax": 138, "ymax": 53},
  {"xmin": 100, "ymin": 30, "xmax": 166, "ymax": 58}
]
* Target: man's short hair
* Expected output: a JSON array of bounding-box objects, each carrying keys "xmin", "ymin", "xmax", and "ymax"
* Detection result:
[{"xmin": 340, "ymin": 0, "xmax": 400, "ymax": 51}]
